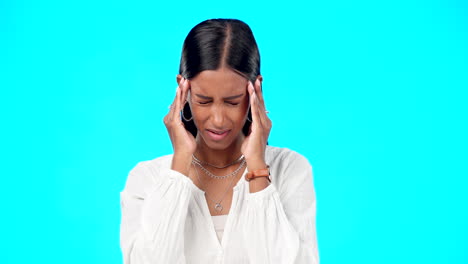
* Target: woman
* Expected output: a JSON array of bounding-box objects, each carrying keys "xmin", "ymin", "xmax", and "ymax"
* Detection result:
[{"xmin": 120, "ymin": 18, "xmax": 319, "ymax": 264}]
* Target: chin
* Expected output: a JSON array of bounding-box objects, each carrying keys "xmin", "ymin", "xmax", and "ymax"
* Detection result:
[
  {"xmin": 205, "ymin": 143, "xmax": 230, "ymax": 151},
  {"xmin": 202, "ymin": 138, "xmax": 233, "ymax": 151}
]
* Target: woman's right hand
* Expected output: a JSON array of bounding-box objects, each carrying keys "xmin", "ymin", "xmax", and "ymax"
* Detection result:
[{"xmin": 163, "ymin": 77, "xmax": 196, "ymax": 176}]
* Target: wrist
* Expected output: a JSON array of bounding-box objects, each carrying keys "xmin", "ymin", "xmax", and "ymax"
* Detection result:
[
  {"xmin": 246, "ymin": 159, "xmax": 270, "ymax": 193},
  {"xmin": 246, "ymin": 159, "xmax": 267, "ymax": 172},
  {"xmin": 171, "ymin": 153, "xmax": 192, "ymax": 176}
]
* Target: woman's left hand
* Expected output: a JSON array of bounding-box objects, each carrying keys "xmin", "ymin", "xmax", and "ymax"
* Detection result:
[{"xmin": 241, "ymin": 79, "xmax": 272, "ymax": 171}]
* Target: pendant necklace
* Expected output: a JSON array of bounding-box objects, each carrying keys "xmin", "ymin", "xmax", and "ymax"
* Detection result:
[{"xmin": 192, "ymin": 161, "xmax": 244, "ymax": 213}]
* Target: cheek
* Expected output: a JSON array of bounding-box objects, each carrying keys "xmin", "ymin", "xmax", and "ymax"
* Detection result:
[
  {"xmin": 231, "ymin": 106, "xmax": 250, "ymax": 126},
  {"xmin": 189, "ymin": 107, "xmax": 205, "ymax": 131},
  {"xmin": 240, "ymin": 100, "xmax": 250, "ymax": 117},
  {"xmin": 190, "ymin": 106, "xmax": 209, "ymax": 121}
]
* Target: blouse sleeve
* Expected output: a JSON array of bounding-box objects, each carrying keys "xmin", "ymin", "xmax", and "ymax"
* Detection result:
[
  {"xmin": 240, "ymin": 151, "xmax": 319, "ymax": 264},
  {"xmin": 119, "ymin": 161, "xmax": 192, "ymax": 264}
]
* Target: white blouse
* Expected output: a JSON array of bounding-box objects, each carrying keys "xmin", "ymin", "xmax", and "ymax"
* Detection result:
[{"xmin": 120, "ymin": 145, "xmax": 319, "ymax": 264}]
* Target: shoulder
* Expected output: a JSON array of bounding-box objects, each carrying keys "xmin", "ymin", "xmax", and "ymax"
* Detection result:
[
  {"xmin": 265, "ymin": 145, "xmax": 312, "ymax": 170},
  {"xmin": 123, "ymin": 154, "xmax": 174, "ymax": 196},
  {"xmin": 134, "ymin": 154, "xmax": 174, "ymax": 171},
  {"xmin": 265, "ymin": 145, "xmax": 313, "ymax": 191}
]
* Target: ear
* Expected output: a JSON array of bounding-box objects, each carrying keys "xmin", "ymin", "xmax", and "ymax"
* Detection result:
[{"xmin": 187, "ymin": 88, "xmax": 192, "ymax": 105}]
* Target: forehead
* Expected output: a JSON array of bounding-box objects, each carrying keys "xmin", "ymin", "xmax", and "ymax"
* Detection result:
[{"xmin": 190, "ymin": 68, "xmax": 248, "ymax": 95}]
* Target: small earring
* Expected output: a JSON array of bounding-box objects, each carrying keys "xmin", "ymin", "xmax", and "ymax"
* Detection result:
[{"xmin": 181, "ymin": 101, "xmax": 193, "ymax": 122}]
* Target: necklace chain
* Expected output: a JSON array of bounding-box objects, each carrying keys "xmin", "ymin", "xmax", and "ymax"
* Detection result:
[
  {"xmin": 192, "ymin": 154, "xmax": 244, "ymax": 169},
  {"xmin": 192, "ymin": 158, "xmax": 246, "ymax": 179},
  {"xmin": 192, "ymin": 162, "xmax": 240, "ymax": 213}
]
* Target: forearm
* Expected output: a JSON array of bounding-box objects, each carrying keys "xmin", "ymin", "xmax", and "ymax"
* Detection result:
[{"xmin": 171, "ymin": 153, "xmax": 192, "ymax": 176}]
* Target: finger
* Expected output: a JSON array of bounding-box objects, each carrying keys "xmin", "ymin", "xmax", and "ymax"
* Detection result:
[
  {"xmin": 172, "ymin": 78, "xmax": 185, "ymax": 121},
  {"xmin": 173, "ymin": 78, "xmax": 185, "ymax": 106},
  {"xmin": 247, "ymin": 80, "xmax": 254, "ymax": 99},
  {"xmin": 249, "ymin": 82, "xmax": 264, "ymax": 129},
  {"xmin": 253, "ymin": 81, "xmax": 271, "ymax": 130},
  {"xmin": 254, "ymin": 79, "xmax": 264, "ymax": 103},
  {"xmin": 246, "ymin": 81, "xmax": 254, "ymax": 129},
  {"xmin": 254, "ymin": 79, "xmax": 269, "ymax": 114},
  {"xmin": 165, "ymin": 90, "xmax": 178, "ymax": 124},
  {"xmin": 251, "ymin": 83, "xmax": 273, "ymax": 139},
  {"xmin": 255, "ymin": 94, "xmax": 269, "ymax": 128},
  {"xmin": 247, "ymin": 81, "xmax": 255, "ymax": 123},
  {"xmin": 167, "ymin": 78, "xmax": 184, "ymax": 114},
  {"xmin": 176, "ymin": 78, "xmax": 187, "ymax": 115},
  {"xmin": 254, "ymin": 91, "xmax": 267, "ymax": 129}
]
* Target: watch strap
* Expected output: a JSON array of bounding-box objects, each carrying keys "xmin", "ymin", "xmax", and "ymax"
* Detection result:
[{"xmin": 245, "ymin": 165, "xmax": 271, "ymax": 182}]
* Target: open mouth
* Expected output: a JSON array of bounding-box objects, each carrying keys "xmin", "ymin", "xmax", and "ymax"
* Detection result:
[{"xmin": 206, "ymin": 129, "xmax": 230, "ymax": 141}]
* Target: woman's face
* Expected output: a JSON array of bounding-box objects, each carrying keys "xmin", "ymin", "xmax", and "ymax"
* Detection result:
[{"xmin": 186, "ymin": 68, "xmax": 250, "ymax": 150}]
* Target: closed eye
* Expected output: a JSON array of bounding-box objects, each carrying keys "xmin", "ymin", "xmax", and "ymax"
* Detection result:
[{"xmin": 197, "ymin": 101, "xmax": 239, "ymax": 106}]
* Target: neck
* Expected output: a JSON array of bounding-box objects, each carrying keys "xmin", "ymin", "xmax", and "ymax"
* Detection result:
[{"xmin": 194, "ymin": 133, "xmax": 245, "ymax": 167}]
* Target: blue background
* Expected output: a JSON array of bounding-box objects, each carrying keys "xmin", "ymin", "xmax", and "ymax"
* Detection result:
[{"xmin": 1, "ymin": 0, "xmax": 467, "ymax": 263}]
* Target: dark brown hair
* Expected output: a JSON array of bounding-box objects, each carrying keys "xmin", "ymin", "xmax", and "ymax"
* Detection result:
[{"xmin": 179, "ymin": 18, "xmax": 261, "ymax": 137}]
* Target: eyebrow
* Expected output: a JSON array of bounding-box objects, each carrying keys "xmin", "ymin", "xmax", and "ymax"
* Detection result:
[{"xmin": 195, "ymin": 93, "xmax": 244, "ymax": 100}]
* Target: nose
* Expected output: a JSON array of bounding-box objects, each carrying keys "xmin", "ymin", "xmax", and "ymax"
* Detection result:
[{"xmin": 210, "ymin": 104, "xmax": 225, "ymax": 128}]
